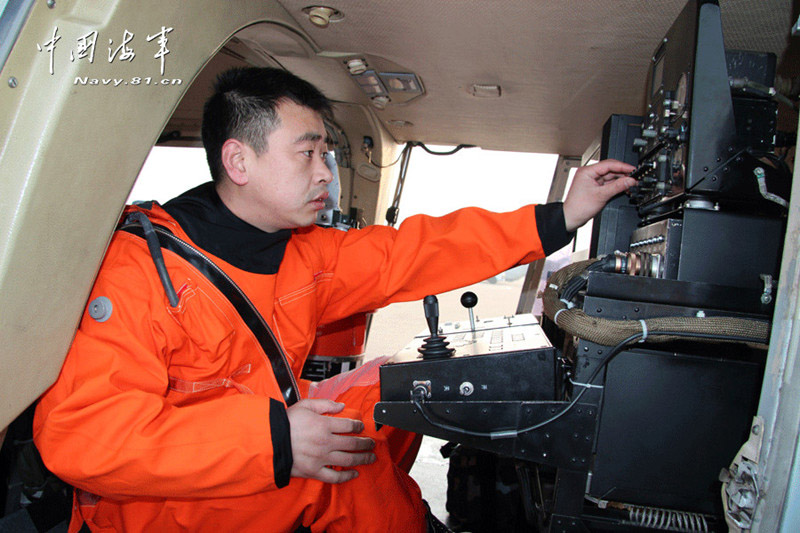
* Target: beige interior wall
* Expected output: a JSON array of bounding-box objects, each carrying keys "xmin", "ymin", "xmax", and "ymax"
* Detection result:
[
  {"xmin": 0, "ymin": 0, "xmax": 308, "ymax": 430},
  {"xmin": 331, "ymin": 102, "xmax": 402, "ymax": 226}
]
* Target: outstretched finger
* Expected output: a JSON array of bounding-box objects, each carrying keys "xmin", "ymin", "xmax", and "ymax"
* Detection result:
[
  {"xmin": 597, "ymin": 172, "xmax": 633, "ymax": 184},
  {"xmin": 596, "ymin": 177, "xmax": 638, "ymax": 201},
  {"xmin": 584, "ymin": 159, "xmax": 635, "ymax": 180}
]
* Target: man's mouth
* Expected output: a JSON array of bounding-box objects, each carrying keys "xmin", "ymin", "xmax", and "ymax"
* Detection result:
[{"xmin": 309, "ymin": 191, "xmax": 329, "ymax": 209}]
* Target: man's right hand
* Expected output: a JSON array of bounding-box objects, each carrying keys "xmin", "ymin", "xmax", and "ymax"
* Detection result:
[
  {"xmin": 287, "ymin": 399, "xmax": 376, "ymax": 484},
  {"xmin": 562, "ymin": 159, "xmax": 637, "ymax": 232}
]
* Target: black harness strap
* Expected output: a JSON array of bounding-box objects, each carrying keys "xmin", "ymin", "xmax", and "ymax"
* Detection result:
[{"xmin": 120, "ymin": 222, "xmax": 300, "ymax": 406}]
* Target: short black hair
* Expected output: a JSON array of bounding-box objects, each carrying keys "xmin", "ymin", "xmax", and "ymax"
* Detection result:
[{"xmin": 201, "ymin": 67, "xmax": 333, "ymax": 182}]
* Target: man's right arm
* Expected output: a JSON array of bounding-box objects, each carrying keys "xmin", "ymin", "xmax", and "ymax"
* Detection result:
[{"xmin": 33, "ymin": 235, "xmax": 292, "ymax": 499}]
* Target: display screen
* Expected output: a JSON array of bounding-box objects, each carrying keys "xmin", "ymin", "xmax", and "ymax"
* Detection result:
[{"xmin": 652, "ymin": 54, "xmax": 664, "ymax": 97}]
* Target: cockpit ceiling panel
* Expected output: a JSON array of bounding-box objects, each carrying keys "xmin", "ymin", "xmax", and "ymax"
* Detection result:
[{"xmin": 268, "ymin": 0, "xmax": 793, "ymax": 155}]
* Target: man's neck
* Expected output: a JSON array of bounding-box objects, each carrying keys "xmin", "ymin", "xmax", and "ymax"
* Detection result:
[
  {"xmin": 215, "ymin": 180, "xmax": 274, "ymax": 233},
  {"xmin": 162, "ymin": 182, "xmax": 292, "ymax": 275}
]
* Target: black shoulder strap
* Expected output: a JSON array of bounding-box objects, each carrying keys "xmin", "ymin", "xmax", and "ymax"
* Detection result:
[{"xmin": 119, "ymin": 219, "xmax": 300, "ymax": 406}]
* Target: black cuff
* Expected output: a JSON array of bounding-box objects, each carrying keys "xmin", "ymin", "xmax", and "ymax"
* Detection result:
[
  {"xmin": 534, "ymin": 202, "xmax": 575, "ymax": 256},
  {"xmin": 269, "ymin": 398, "xmax": 293, "ymax": 488}
]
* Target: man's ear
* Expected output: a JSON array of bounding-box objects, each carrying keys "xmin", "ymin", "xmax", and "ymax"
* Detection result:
[{"xmin": 220, "ymin": 139, "xmax": 249, "ymax": 186}]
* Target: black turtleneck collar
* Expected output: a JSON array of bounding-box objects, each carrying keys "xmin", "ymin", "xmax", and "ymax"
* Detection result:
[{"xmin": 162, "ymin": 182, "xmax": 292, "ymax": 275}]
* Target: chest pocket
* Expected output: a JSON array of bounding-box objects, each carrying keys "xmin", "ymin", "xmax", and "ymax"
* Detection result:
[{"xmin": 166, "ymin": 279, "xmax": 236, "ymax": 372}]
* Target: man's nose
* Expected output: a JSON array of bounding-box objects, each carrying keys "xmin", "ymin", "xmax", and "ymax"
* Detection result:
[{"xmin": 316, "ymin": 153, "xmax": 334, "ymax": 184}]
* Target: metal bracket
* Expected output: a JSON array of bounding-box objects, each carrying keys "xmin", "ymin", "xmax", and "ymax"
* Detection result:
[
  {"xmin": 374, "ymin": 399, "xmax": 597, "ymax": 469},
  {"xmin": 411, "ymin": 380, "xmax": 432, "ymax": 399},
  {"xmin": 721, "ymin": 416, "xmax": 764, "ymax": 531},
  {"xmin": 759, "ymin": 274, "xmax": 774, "ymax": 305}
]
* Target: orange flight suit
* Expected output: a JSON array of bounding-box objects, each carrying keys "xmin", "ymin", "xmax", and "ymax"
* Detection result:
[{"xmin": 33, "ymin": 202, "xmax": 552, "ymax": 532}]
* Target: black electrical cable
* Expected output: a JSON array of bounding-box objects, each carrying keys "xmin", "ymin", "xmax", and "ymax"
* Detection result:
[
  {"xmin": 409, "ymin": 142, "xmax": 476, "ymax": 156},
  {"xmin": 556, "ymin": 257, "xmax": 611, "ymax": 304},
  {"xmin": 124, "ymin": 212, "xmax": 179, "ymax": 307},
  {"xmin": 368, "ymin": 143, "xmax": 411, "ymax": 169},
  {"xmin": 410, "ymin": 330, "xmax": 767, "ymax": 439},
  {"xmin": 560, "ymin": 276, "xmax": 587, "ymax": 303},
  {"xmin": 368, "ymin": 141, "xmax": 475, "ymax": 168},
  {"xmin": 411, "ymin": 394, "xmax": 508, "ymax": 438}
]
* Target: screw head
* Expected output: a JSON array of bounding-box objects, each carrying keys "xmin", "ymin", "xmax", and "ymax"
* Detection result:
[{"xmin": 8, "ymin": 77, "xmax": 18, "ymax": 88}]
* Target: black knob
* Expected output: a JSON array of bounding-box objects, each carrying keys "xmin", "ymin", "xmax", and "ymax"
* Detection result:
[{"xmin": 460, "ymin": 291, "xmax": 478, "ymax": 309}]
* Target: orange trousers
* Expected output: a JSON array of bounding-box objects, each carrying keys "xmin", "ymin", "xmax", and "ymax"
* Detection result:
[{"xmin": 71, "ymin": 357, "xmax": 425, "ymax": 533}]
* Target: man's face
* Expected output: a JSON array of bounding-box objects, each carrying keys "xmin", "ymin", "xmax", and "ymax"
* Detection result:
[{"xmin": 240, "ymin": 100, "xmax": 333, "ymax": 232}]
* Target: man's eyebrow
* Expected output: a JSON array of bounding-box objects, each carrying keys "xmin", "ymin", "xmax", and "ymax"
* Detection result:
[{"xmin": 294, "ymin": 132, "xmax": 324, "ymax": 143}]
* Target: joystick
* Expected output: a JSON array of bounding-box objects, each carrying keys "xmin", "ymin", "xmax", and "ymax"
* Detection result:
[
  {"xmin": 417, "ymin": 295, "xmax": 455, "ymax": 359},
  {"xmin": 460, "ymin": 291, "xmax": 478, "ymax": 333}
]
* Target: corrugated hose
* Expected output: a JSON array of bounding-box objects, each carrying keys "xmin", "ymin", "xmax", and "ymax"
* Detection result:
[{"xmin": 542, "ymin": 259, "xmax": 771, "ymax": 346}]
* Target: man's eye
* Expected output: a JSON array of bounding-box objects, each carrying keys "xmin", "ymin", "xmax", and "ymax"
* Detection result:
[{"xmin": 302, "ymin": 150, "xmax": 314, "ymax": 158}]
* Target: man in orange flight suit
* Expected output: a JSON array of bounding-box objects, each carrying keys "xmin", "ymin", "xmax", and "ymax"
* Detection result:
[{"xmin": 33, "ymin": 67, "xmax": 636, "ymax": 532}]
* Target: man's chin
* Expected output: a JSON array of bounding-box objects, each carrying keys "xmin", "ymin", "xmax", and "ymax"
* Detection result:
[{"xmin": 293, "ymin": 213, "xmax": 318, "ymax": 229}]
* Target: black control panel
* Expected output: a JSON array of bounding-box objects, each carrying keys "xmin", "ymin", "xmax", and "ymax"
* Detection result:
[
  {"xmin": 380, "ymin": 313, "xmax": 555, "ymax": 404},
  {"xmin": 588, "ymin": 2, "xmax": 790, "ymax": 293},
  {"xmin": 374, "ymin": 296, "xmax": 599, "ymax": 469},
  {"xmin": 627, "ymin": 1, "xmax": 788, "ymax": 220}
]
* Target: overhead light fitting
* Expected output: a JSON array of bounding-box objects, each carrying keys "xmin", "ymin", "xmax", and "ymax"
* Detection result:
[
  {"xmin": 346, "ymin": 58, "xmax": 368, "ymax": 75},
  {"xmin": 470, "ymin": 84, "xmax": 502, "ymax": 98},
  {"xmin": 303, "ymin": 6, "xmax": 344, "ymax": 28},
  {"xmin": 371, "ymin": 96, "xmax": 390, "ymax": 109},
  {"xmin": 353, "ymin": 70, "xmax": 389, "ymax": 97},
  {"xmin": 379, "ymin": 72, "xmax": 423, "ymax": 94},
  {"xmin": 347, "ymin": 64, "xmax": 423, "ymax": 108}
]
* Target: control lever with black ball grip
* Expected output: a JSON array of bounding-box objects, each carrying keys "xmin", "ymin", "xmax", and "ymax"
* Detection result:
[{"xmin": 460, "ymin": 291, "xmax": 478, "ymax": 334}]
